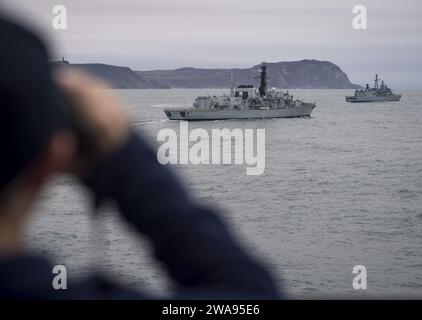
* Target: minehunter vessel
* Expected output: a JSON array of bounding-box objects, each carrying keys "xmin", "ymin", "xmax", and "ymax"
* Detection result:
[
  {"xmin": 346, "ymin": 74, "xmax": 401, "ymax": 103},
  {"xmin": 164, "ymin": 62, "xmax": 316, "ymax": 121}
]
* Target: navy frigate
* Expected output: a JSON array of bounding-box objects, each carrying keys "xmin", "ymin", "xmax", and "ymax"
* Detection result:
[
  {"xmin": 164, "ymin": 62, "xmax": 316, "ymax": 121},
  {"xmin": 346, "ymin": 74, "xmax": 401, "ymax": 103}
]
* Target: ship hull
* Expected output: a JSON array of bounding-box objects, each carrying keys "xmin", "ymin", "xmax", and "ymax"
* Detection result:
[
  {"xmin": 345, "ymin": 94, "xmax": 401, "ymax": 103},
  {"xmin": 164, "ymin": 104, "xmax": 315, "ymax": 121}
]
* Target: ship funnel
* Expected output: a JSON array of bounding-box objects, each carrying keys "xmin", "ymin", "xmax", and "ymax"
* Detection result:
[{"xmin": 259, "ymin": 62, "xmax": 268, "ymax": 97}]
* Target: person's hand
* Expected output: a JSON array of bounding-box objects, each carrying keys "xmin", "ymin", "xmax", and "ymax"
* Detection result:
[{"xmin": 55, "ymin": 70, "xmax": 130, "ymax": 175}]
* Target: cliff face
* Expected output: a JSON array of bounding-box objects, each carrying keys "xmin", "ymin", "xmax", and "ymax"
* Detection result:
[
  {"xmin": 50, "ymin": 61, "xmax": 159, "ymax": 89},
  {"xmin": 70, "ymin": 63, "xmax": 150, "ymax": 89},
  {"xmin": 137, "ymin": 60, "xmax": 359, "ymax": 89},
  {"xmin": 51, "ymin": 59, "xmax": 358, "ymax": 89}
]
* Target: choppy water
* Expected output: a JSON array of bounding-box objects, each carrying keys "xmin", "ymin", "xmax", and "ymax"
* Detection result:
[{"xmin": 28, "ymin": 89, "xmax": 422, "ymax": 298}]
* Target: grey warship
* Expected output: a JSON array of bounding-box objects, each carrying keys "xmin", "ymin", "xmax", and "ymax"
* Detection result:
[
  {"xmin": 346, "ymin": 74, "xmax": 401, "ymax": 103},
  {"xmin": 164, "ymin": 62, "xmax": 316, "ymax": 121}
]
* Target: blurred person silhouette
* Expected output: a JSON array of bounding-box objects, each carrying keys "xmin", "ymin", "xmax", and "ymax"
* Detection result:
[{"xmin": 0, "ymin": 15, "xmax": 279, "ymax": 299}]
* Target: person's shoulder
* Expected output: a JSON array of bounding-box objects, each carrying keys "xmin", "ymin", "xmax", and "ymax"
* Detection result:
[
  {"xmin": 0, "ymin": 13, "xmax": 51, "ymax": 72},
  {"xmin": 0, "ymin": 254, "xmax": 148, "ymax": 300},
  {"xmin": 59, "ymin": 273, "xmax": 149, "ymax": 300}
]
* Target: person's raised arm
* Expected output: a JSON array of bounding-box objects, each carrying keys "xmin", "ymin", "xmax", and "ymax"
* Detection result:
[{"xmin": 57, "ymin": 71, "xmax": 280, "ymax": 299}]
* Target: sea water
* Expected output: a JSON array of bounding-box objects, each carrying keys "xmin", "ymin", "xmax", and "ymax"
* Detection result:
[{"xmin": 28, "ymin": 89, "xmax": 422, "ymax": 298}]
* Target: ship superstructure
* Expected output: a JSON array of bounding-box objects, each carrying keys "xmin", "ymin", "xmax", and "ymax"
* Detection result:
[
  {"xmin": 346, "ymin": 74, "xmax": 401, "ymax": 103},
  {"xmin": 164, "ymin": 62, "xmax": 316, "ymax": 121}
]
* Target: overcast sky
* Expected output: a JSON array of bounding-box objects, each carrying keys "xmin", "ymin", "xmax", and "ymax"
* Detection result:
[{"xmin": 1, "ymin": 0, "xmax": 421, "ymax": 88}]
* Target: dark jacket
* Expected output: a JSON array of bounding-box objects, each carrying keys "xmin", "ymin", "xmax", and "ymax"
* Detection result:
[{"xmin": 0, "ymin": 132, "xmax": 280, "ymax": 299}]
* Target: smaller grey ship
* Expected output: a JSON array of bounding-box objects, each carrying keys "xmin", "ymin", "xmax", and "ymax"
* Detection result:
[
  {"xmin": 346, "ymin": 74, "xmax": 401, "ymax": 103},
  {"xmin": 164, "ymin": 62, "xmax": 316, "ymax": 121}
]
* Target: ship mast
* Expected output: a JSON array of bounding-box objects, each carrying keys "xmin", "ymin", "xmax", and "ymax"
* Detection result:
[{"xmin": 374, "ymin": 74, "xmax": 379, "ymax": 89}]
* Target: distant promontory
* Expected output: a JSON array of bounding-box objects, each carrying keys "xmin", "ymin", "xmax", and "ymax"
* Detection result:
[{"xmin": 51, "ymin": 59, "xmax": 359, "ymax": 89}]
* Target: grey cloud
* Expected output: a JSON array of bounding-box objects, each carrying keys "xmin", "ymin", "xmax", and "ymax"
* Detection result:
[{"xmin": 0, "ymin": 0, "xmax": 421, "ymax": 88}]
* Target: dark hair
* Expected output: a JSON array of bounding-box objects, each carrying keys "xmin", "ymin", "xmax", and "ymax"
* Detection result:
[{"xmin": 0, "ymin": 16, "xmax": 69, "ymax": 191}]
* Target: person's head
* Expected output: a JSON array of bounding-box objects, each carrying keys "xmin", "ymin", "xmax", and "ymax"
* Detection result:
[{"xmin": 0, "ymin": 16, "xmax": 77, "ymax": 248}]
